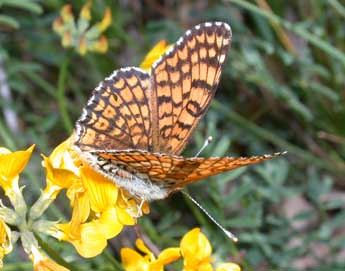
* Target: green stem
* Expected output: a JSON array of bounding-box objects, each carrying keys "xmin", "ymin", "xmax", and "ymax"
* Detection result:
[
  {"xmin": 228, "ymin": 0, "xmax": 345, "ymax": 66},
  {"xmin": 0, "ymin": 117, "xmax": 16, "ymax": 150},
  {"xmin": 35, "ymin": 233, "xmax": 78, "ymax": 270},
  {"xmin": 103, "ymin": 250, "xmax": 124, "ymax": 270},
  {"xmin": 57, "ymin": 54, "xmax": 73, "ymax": 133}
]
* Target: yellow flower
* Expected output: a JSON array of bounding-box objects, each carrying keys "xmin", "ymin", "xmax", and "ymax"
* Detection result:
[
  {"xmin": 52, "ymin": 17, "xmax": 64, "ymax": 34},
  {"xmin": 78, "ymin": 36, "xmax": 88, "ymax": 56},
  {"xmin": 53, "ymin": 3, "xmax": 111, "ymax": 55},
  {"xmin": 96, "ymin": 7, "xmax": 112, "ymax": 32},
  {"xmin": 216, "ymin": 263, "xmax": 241, "ymax": 271},
  {"xmin": 42, "ymin": 155, "xmax": 77, "ymax": 199},
  {"xmin": 60, "ymin": 4, "xmax": 73, "ymax": 23},
  {"xmin": 61, "ymin": 30, "xmax": 72, "ymax": 48},
  {"xmin": 91, "ymin": 35, "xmax": 108, "ymax": 54},
  {"xmin": 140, "ymin": 40, "xmax": 171, "ymax": 71},
  {"xmin": 30, "ymin": 245, "xmax": 70, "ymax": 271},
  {"xmin": 180, "ymin": 228, "xmax": 214, "ymax": 271},
  {"xmin": 0, "ymin": 145, "xmax": 34, "ymax": 201},
  {"xmin": 120, "ymin": 228, "xmax": 241, "ymax": 270},
  {"xmin": 80, "ymin": 0, "xmax": 92, "ymax": 21},
  {"xmin": 0, "ymin": 219, "xmax": 12, "ymax": 269},
  {"xmin": 121, "ymin": 239, "xmax": 180, "ymax": 271},
  {"xmin": 46, "ymin": 136, "xmax": 148, "ymax": 257}
]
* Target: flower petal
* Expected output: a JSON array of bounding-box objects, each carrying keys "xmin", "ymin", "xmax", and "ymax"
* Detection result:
[
  {"xmin": 140, "ymin": 40, "xmax": 171, "ymax": 71},
  {"xmin": 97, "ymin": 207, "xmax": 123, "ymax": 239},
  {"xmin": 216, "ymin": 263, "xmax": 241, "ymax": 271},
  {"xmin": 96, "ymin": 7, "xmax": 111, "ymax": 32},
  {"xmin": 151, "ymin": 247, "xmax": 181, "ymax": 269},
  {"xmin": 0, "ymin": 145, "xmax": 34, "ymax": 183},
  {"xmin": 80, "ymin": 166, "xmax": 118, "ymax": 213},
  {"xmin": 180, "ymin": 228, "xmax": 213, "ymax": 270},
  {"xmin": 121, "ymin": 248, "xmax": 149, "ymax": 271},
  {"xmin": 80, "ymin": 0, "xmax": 92, "ymax": 21}
]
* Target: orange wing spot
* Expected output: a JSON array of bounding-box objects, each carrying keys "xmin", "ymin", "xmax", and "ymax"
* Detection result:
[
  {"xmin": 94, "ymin": 98, "xmax": 106, "ymax": 111},
  {"xmin": 141, "ymin": 105, "xmax": 149, "ymax": 118},
  {"xmin": 166, "ymin": 53, "xmax": 179, "ymax": 67},
  {"xmin": 187, "ymin": 38, "xmax": 196, "ymax": 50},
  {"xmin": 178, "ymin": 45, "xmax": 188, "ymax": 60},
  {"xmin": 200, "ymin": 48, "xmax": 207, "ymax": 59},
  {"xmin": 182, "ymin": 78, "xmax": 191, "ymax": 97},
  {"xmin": 159, "ymin": 102, "xmax": 172, "ymax": 118},
  {"xmin": 133, "ymin": 87, "xmax": 145, "ymax": 101},
  {"xmin": 154, "ymin": 61, "xmax": 166, "ymax": 74},
  {"xmin": 102, "ymin": 87, "xmax": 111, "ymax": 97},
  {"xmin": 158, "ymin": 85, "xmax": 170, "ymax": 99},
  {"xmin": 121, "ymin": 88, "xmax": 135, "ymax": 104},
  {"xmin": 103, "ymin": 105, "xmax": 116, "ymax": 118},
  {"xmin": 181, "ymin": 63, "xmax": 190, "ymax": 74},
  {"xmin": 215, "ymin": 34, "xmax": 224, "ymax": 49},
  {"xmin": 94, "ymin": 117, "xmax": 110, "ymax": 131},
  {"xmin": 191, "ymin": 63, "xmax": 200, "ymax": 81},
  {"xmin": 206, "ymin": 32, "xmax": 216, "ymax": 45},
  {"xmin": 114, "ymin": 78, "xmax": 125, "ymax": 89},
  {"xmin": 196, "ymin": 33, "xmax": 206, "ymax": 44},
  {"xmin": 170, "ymin": 71, "xmax": 181, "ymax": 84},
  {"xmin": 208, "ymin": 48, "xmax": 217, "ymax": 58},
  {"xmin": 108, "ymin": 93, "xmax": 118, "ymax": 106},
  {"xmin": 191, "ymin": 52, "xmax": 198, "ymax": 63},
  {"xmin": 199, "ymin": 63, "xmax": 208, "ymax": 81},
  {"xmin": 127, "ymin": 75, "xmax": 139, "ymax": 87},
  {"xmin": 172, "ymin": 86, "xmax": 183, "ymax": 105},
  {"xmin": 156, "ymin": 70, "xmax": 169, "ymax": 84},
  {"xmin": 83, "ymin": 129, "xmax": 97, "ymax": 144},
  {"xmin": 129, "ymin": 103, "xmax": 140, "ymax": 116},
  {"xmin": 206, "ymin": 66, "xmax": 217, "ymax": 85}
]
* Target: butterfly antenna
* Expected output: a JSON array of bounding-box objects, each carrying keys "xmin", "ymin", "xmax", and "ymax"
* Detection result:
[
  {"xmin": 181, "ymin": 190, "xmax": 238, "ymax": 242},
  {"xmin": 195, "ymin": 136, "xmax": 213, "ymax": 157}
]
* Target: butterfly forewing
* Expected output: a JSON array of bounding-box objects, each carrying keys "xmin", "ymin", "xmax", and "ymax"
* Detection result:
[
  {"xmin": 151, "ymin": 22, "xmax": 231, "ymax": 155},
  {"xmin": 75, "ymin": 68, "xmax": 153, "ymax": 151}
]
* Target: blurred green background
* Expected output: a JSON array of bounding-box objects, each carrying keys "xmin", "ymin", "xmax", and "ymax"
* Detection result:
[{"xmin": 1, "ymin": 0, "xmax": 344, "ymax": 270}]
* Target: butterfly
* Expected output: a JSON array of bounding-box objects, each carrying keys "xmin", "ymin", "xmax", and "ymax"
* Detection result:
[{"xmin": 73, "ymin": 22, "xmax": 284, "ymax": 202}]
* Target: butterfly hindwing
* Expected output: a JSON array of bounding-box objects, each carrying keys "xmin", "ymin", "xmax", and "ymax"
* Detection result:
[
  {"xmin": 151, "ymin": 22, "xmax": 232, "ymax": 155},
  {"xmin": 93, "ymin": 150, "xmax": 284, "ymax": 190}
]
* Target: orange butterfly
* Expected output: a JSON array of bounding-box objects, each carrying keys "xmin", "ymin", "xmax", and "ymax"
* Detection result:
[{"xmin": 74, "ymin": 22, "xmax": 284, "ymax": 201}]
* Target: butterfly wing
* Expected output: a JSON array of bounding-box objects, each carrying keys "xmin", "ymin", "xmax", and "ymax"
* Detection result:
[
  {"xmin": 74, "ymin": 67, "xmax": 153, "ymax": 151},
  {"xmin": 150, "ymin": 22, "xmax": 232, "ymax": 155},
  {"xmin": 75, "ymin": 22, "xmax": 231, "ymax": 155},
  {"xmin": 93, "ymin": 150, "xmax": 285, "ymax": 192}
]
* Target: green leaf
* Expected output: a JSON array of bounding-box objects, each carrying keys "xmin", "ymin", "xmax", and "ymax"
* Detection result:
[
  {"xmin": 0, "ymin": 15, "xmax": 19, "ymax": 29},
  {"xmin": 0, "ymin": 0, "xmax": 42, "ymax": 14}
]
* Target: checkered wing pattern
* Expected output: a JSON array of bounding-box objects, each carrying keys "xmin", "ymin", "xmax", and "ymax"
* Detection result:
[
  {"xmin": 75, "ymin": 68, "xmax": 153, "ymax": 151},
  {"xmin": 94, "ymin": 150, "xmax": 284, "ymax": 190},
  {"xmin": 75, "ymin": 22, "xmax": 231, "ymax": 155},
  {"xmin": 151, "ymin": 22, "xmax": 231, "ymax": 155}
]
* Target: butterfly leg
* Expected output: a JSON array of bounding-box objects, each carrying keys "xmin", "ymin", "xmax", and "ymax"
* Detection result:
[{"xmin": 136, "ymin": 198, "xmax": 145, "ymax": 217}]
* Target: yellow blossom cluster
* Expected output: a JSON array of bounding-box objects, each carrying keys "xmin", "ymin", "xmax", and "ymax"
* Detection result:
[
  {"xmin": 53, "ymin": 0, "xmax": 111, "ymax": 55},
  {"xmin": 40, "ymin": 136, "xmax": 150, "ymax": 258},
  {"xmin": 121, "ymin": 228, "xmax": 241, "ymax": 271}
]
